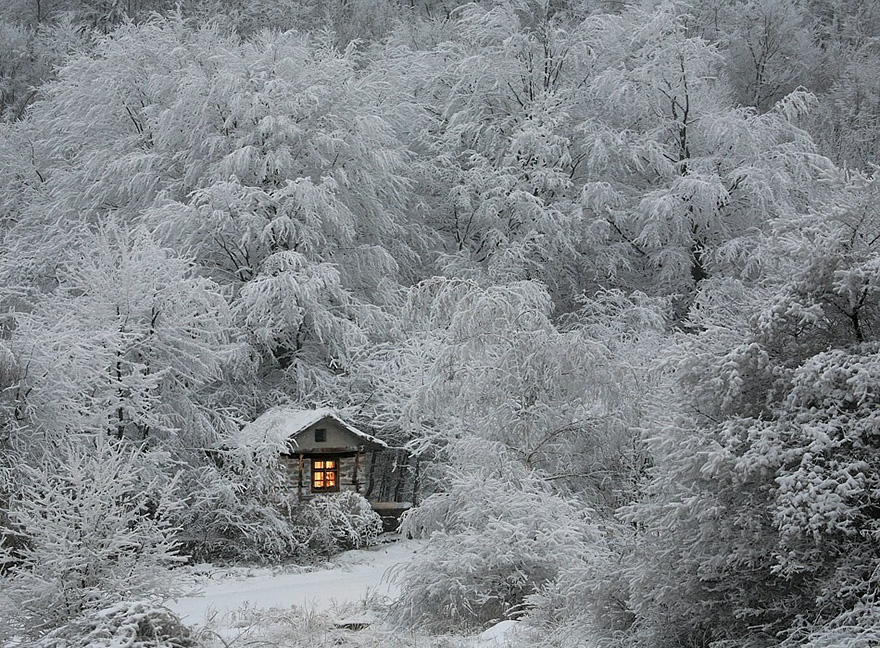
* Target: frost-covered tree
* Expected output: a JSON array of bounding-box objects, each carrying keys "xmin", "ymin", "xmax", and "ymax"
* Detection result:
[
  {"xmin": 620, "ymin": 170, "xmax": 880, "ymax": 648},
  {"xmin": 810, "ymin": 45, "xmax": 880, "ymax": 169},
  {"xmin": 0, "ymin": 437, "xmax": 183, "ymax": 639},
  {"xmin": 374, "ymin": 0, "xmax": 605, "ymax": 307},
  {"xmin": 5, "ymin": 224, "xmax": 235, "ymax": 453},
  {"xmin": 359, "ymin": 277, "xmax": 664, "ymax": 512},
  {"xmin": 573, "ymin": 2, "xmax": 833, "ymax": 301},
  {"xmin": 0, "ymin": 15, "xmax": 91, "ymax": 122},
  {"xmin": 692, "ymin": 0, "xmax": 821, "ymax": 112},
  {"xmin": 0, "ymin": 0, "xmax": 177, "ymax": 28},
  {"xmin": 376, "ymin": 0, "xmax": 833, "ymax": 308},
  {"xmin": 190, "ymin": 0, "xmax": 399, "ymax": 42},
  {"xmin": 0, "ymin": 17, "xmax": 418, "ymax": 405},
  {"xmin": 0, "ymin": 21, "xmax": 39, "ymax": 120},
  {"xmin": 393, "ymin": 440, "xmax": 606, "ymax": 633},
  {"xmin": 360, "ymin": 275, "xmax": 664, "ymax": 636}
]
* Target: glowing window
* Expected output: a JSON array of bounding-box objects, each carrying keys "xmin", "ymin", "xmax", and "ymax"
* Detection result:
[{"xmin": 311, "ymin": 459, "xmax": 339, "ymax": 492}]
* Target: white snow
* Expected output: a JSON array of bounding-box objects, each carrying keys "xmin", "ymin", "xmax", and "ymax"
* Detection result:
[
  {"xmin": 166, "ymin": 539, "xmax": 523, "ymax": 647},
  {"xmin": 168, "ymin": 539, "xmax": 420, "ymax": 625},
  {"xmin": 474, "ymin": 620, "xmax": 519, "ymax": 646},
  {"xmin": 237, "ymin": 406, "xmax": 387, "ymax": 448}
]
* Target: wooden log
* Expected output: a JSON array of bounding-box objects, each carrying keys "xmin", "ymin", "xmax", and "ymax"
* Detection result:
[{"xmin": 353, "ymin": 451, "xmax": 361, "ymax": 493}]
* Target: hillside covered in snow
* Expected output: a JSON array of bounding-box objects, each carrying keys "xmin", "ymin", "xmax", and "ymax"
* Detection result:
[{"xmin": 1, "ymin": 1, "xmax": 879, "ymax": 647}]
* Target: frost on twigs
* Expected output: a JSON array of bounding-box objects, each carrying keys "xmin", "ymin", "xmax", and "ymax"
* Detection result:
[
  {"xmin": 787, "ymin": 599, "xmax": 880, "ymax": 648},
  {"xmin": 192, "ymin": 600, "xmax": 475, "ymax": 648},
  {"xmin": 296, "ymin": 491, "xmax": 383, "ymax": 557},
  {"xmin": 391, "ymin": 443, "xmax": 604, "ymax": 634},
  {"xmin": 33, "ymin": 601, "xmax": 193, "ymax": 648},
  {"xmin": 0, "ymin": 437, "xmax": 184, "ymax": 639},
  {"xmin": 173, "ymin": 430, "xmax": 305, "ymax": 564}
]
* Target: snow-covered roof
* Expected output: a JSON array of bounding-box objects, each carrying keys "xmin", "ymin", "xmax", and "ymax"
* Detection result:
[{"xmin": 239, "ymin": 407, "xmax": 387, "ymax": 449}]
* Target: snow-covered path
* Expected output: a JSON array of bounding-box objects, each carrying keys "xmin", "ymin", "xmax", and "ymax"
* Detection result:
[{"xmin": 168, "ymin": 539, "xmax": 420, "ymax": 625}]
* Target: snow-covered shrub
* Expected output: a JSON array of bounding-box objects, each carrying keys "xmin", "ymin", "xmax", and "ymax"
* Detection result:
[
  {"xmin": 173, "ymin": 430, "xmax": 307, "ymax": 563},
  {"xmin": 296, "ymin": 491, "xmax": 383, "ymax": 556},
  {"xmin": 786, "ymin": 599, "xmax": 880, "ymax": 648},
  {"xmin": 0, "ymin": 453, "xmax": 17, "ymax": 575},
  {"xmin": 191, "ymin": 598, "xmax": 475, "ymax": 648},
  {"xmin": 0, "ymin": 437, "xmax": 184, "ymax": 636},
  {"xmin": 173, "ymin": 463, "xmax": 304, "ymax": 563},
  {"xmin": 0, "ymin": 20, "xmax": 33, "ymax": 119},
  {"xmin": 519, "ymin": 524, "xmax": 634, "ymax": 640},
  {"xmin": 391, "ymin": 447, "xmax": 603, "ymax": 633},
  {"xmin": 34, "ymin": 601, "xmax": 193, "ymax": 648}
]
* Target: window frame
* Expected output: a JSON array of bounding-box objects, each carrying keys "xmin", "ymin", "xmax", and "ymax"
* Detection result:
[{"xmin": 311, "ymin": 457, "xmax": 340, "ymax": 492}]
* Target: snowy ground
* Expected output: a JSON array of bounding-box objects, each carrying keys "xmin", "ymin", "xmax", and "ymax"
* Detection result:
[
  {"xmin": 170, "ymin": 538, "xmax": 417, "ymax": 625},
  {"xmin": 167, "ymin": 537, "xmax": 520, "ymax": 647}
]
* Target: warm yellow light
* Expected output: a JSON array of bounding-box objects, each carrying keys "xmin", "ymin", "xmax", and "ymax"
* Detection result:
[{"xmin": 311, "ymin": 458, "xmax": 339, "ymax": 491}]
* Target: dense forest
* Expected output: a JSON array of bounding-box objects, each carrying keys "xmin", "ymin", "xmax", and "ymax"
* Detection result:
[{"xmin": 0, "ymin": 0, "xmax": 879, "ymax": 646}]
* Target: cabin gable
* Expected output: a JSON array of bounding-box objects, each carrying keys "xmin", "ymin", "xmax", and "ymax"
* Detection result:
[{"xmin": 288, "ymin": 417, "xmax": 374, "ymax": 454}]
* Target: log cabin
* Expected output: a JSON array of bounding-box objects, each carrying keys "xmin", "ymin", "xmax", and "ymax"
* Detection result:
[{"xmin": 242, "ymin": 407, "xmax": 387, "ymax": 499}]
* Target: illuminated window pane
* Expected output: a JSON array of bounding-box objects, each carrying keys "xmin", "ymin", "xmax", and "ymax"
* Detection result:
[{"xmin": 311, "ymin": 458, "xmax": 339, "ymax": 492}]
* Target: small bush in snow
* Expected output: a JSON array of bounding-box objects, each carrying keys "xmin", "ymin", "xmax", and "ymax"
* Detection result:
[
  {"xmin": 296, "ymin": 491, "xmax": 383, "ymax": 556},
  {"xmin": 192, "ymin": 600, "xmax": 475, "ymax": 648},
  {"xmin": 392, "ymin": 451, "xmax": 603, "ymax": 633},
  {"xmin": 0, "ymin": 438, "xmax": 184, "ymax": 636},
  {"xmin": 34, "ymin": 600, "xmax": 193, "ymax": 648},
  {"xmin": 174, "ymin": 433, "xmax": 306, "ymax": 563},
  {"xmin": 174, "ymin": 464, "xmax": 305, "ymax": 563}
]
